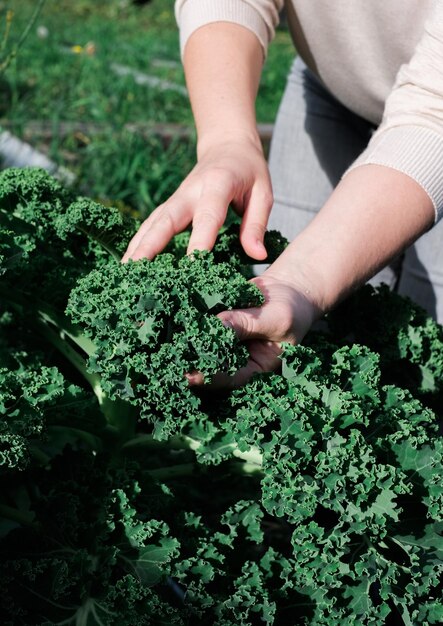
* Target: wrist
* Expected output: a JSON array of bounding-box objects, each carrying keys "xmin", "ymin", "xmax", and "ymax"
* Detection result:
[
  {"xmin": 197, "ymin": 128, "xmax": 262, "ymax": 160},
  {"xmin": 263, "ymin": 256, "xmax": 327, "ymax": 323}
]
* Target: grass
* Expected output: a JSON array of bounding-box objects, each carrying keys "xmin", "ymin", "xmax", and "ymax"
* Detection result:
[
  {"xmin": 75, "ymin": 132, "xmax": 197, "ymax": 217},
  {"xmin": 2, "ymin": 0, "xmax": 190, "ymax": 125},
  {"xmin": 0, "ymin": 0, "xmax": 295, "ymax": 216}
]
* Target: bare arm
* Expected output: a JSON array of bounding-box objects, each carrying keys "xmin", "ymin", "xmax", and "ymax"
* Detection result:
[
  {"xmin": 185, "ymin": 23, "xmax": 262, "ymax": 158},
  {"xmin": 215, "ymin": 164, "xmax": 434, "ymax": 385},
  {"xmin": 123, "ymin": 23, "xmax": 272, "ymax": 262},
  {"xmin": 269, "ymin": 164, "xmax": 434, "ymax": 311}
]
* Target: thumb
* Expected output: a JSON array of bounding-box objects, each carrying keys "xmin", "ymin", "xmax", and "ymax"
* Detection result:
[{"xmin": 217, "ymin": 308, "xmax": 263, "ymax": 342}]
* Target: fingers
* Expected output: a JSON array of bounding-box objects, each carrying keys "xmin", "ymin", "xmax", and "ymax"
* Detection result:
[
  {"xmin": 122, "ymin": 201, "xmax": 192, "ymax": 262},
  {"xmin": 186, "ymin": 176, "xmax": 234, "ymax": 254},
  {"xmin": 123, "ymin": 171, "xmax": 234, "ymax": 262},
  {"xmin": 217, "ymin": 308, "xmax": 264, "ymax": 343},
  {"xmin": 186, "ymin": 202, "xmax": 225, "ymax": 254},
  {"xmin": 185, "ymin": 371, "xmax": 205, "ymax": 386},
  {"xmin": 122, "ymin": 150, "xmax": 272, "ymax": 262},
  {"xmin": 187, "ymin": 338, "xmax": 282, "ymax": 389},
  {"xmin": 228, "ymin": 339, "xmax": 282, "ymax": 386},
  {"xmin": 239, "ymin": 181, "xmax": 273, "ymax": 260},
  {"xmin": 217, "ymin": 339, "xmax": 281, "ymax": 387},
  {"xmin": 217, "ymin": 281, "xmax": 297, "ymax": 344}
]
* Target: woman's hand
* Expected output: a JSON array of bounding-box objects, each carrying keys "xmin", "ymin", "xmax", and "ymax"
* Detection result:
[
  {"xmin": 122, "ymin": 22, "xmax": 267, "ymax": 263},
  {"xmin": 188, "ymin": 271, "xmax": 322, "ymax": 388},
  {"xmin": 196, "ymin": 162, "xmax": 435, "ymax": 388},
  {"xmin": 122, "ymin": 135, "xmax": 273, "ymax": 262}
]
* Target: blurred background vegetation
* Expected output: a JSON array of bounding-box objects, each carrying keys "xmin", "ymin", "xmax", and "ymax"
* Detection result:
[{"xmin": 0, "ymin": 0, "xmax": 294, "ymax": 217}]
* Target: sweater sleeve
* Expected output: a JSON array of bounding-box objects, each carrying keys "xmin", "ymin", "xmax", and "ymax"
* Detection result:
[
  {"xmin": 346, "ymin": 1, "xmax": 443, "ymax": 223},
  {"xmin": 174, "ymin": 0, "xmax": 283, "ymax": 57}
]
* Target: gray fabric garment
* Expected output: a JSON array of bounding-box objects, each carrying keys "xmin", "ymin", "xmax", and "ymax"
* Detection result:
[{"xmin": 266, "ymin": 56, "xmax": 443, "ymax": 323}]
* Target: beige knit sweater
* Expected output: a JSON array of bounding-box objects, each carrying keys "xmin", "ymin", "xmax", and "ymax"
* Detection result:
[{"xmin": 175, "ymin": 0, "xmax": 443, "ymax": 222}]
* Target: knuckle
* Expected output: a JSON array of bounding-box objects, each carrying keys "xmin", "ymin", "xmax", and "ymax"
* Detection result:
[
  {"xmin": 252, "ymin": 181, "xmax": 273, "ymax": 209},
  {"xmin": 237, "ymin": 311, "xmax": 255, "ymax": 337},
  {"xmin": 153, "ymin": 207, "xmax": 175, "ymax": 232},
  {"xmin": 146, "ymin": 203, "xmax": 165, "ymax": 220},
  {"xmin": 261, "ymin": 190, "xmax": 274, "ymax": 210},
  {"xmin": 177, "ymin": 178, "xmax": 196, "ymax": 196},
  {"xmin": 193, "ymin": 210, "xmax": 223, "ymax": 230},
  {"xmin": 247, "ymin": 221, "xmax": 267, "ymax": 238},
  {"xmin": 205, "ymin": 167, "xmax": 234, "ymax": 192}
]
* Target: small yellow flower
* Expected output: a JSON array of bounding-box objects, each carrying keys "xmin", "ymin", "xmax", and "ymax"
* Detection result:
[{"xmin": 71, "ymin": 45, "xmax": 83, "ymax": 54}]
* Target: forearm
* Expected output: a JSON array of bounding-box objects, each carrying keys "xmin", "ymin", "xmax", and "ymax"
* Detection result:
[
  {"xmin": 183, "ymin": 23, "xmax": 264, "ymax": 155},
  {"xmin": 124, "ymin": 23, "xmax": 271, "ymax": 262},
  {"xmin": 267, "ymin": 165, "xmax": 435, "ymax": 314}
]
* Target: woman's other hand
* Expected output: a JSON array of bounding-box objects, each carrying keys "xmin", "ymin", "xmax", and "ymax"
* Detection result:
[{"xmin": 187, "ymin": 271, "xmax": 321, "ymax": 388}]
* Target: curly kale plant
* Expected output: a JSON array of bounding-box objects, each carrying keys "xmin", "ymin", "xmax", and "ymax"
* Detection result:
[
  {"xmin": 216, "ymin": 343, "xmax": 443, "ymax": 625},
  {"xmin": 0, "ymin": 168, "xmax": 442, "ymax": 626},
  {"xmin": 66, "ymin": 252, "xmax": 263, "ymax": 439}
]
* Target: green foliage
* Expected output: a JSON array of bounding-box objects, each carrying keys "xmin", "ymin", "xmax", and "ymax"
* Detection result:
[
  {"xmin": 0, "ymin": 365, "xmax": 62, "ymax": 470},
  {"xmin": 0, "ymin": 167, "xmax": 138, "ymax": 311},
  {"xmin": 3, "ymin": 1, "xmax": 293, "ymax": 214},
  {"xmin": 76, "ymin": 132, "xmax": 197, "ymax": 219},
  {"xmin": 0, "ymin": 168, "xmax": 442, "ymax": 625},
  {"xmin": 328, "ymin": 284, "xmax": 443, "ymax": 397},
  {"xmin": 217, "ymin": 343, "xmax": 442, "ymax": 624},
  {"xmin": 67, "ymin": 251, "xmax": 263, "ymax": 439},
  {"xmin": 5, "ymin": 0, "xmax": 292, "ymax": 124}
]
